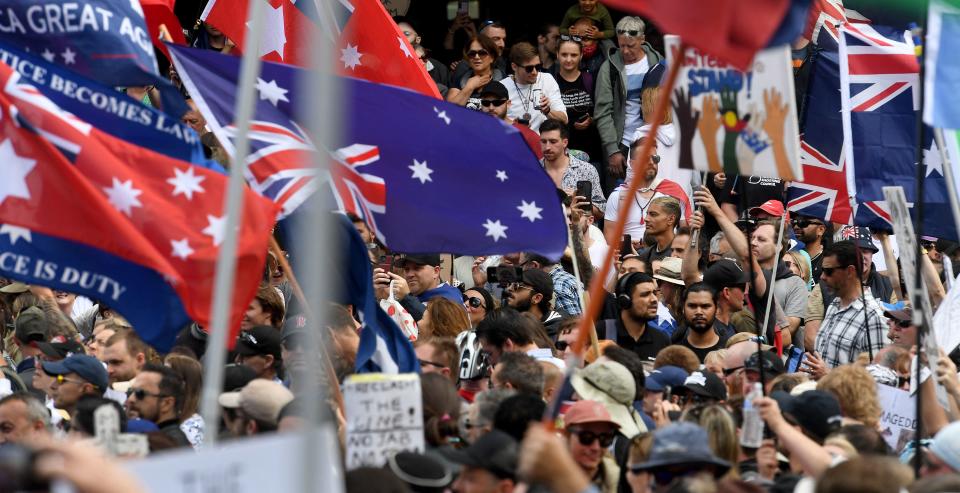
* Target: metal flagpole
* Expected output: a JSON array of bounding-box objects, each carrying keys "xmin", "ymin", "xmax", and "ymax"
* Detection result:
[{"xmin": 197, "ymin": 0, "xmax": 267, "ymax": 447}]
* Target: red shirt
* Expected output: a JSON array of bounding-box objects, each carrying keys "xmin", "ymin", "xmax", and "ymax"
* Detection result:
[{"xmin": 513, "ymin": 122, "xmax": 543, "ymax": 160}]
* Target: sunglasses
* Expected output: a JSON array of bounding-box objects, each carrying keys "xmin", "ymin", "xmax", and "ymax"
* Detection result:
[
  {"xmin": 555, "ymin": 340, "xmax": 569, "ymax": 351},
  {"xmin": 616, "ymin": 28, "xmax": 642, "ymax": 37},
  {"xmin": 921, "ymin": 241, "xmax": 937, "ymax": 250},
  {"xmin": 480, "ymin": 19, "xmax": 500, "ymax": 29},
  {"xmin": 466, "ymin": 49, "xmax": 490, "ymax": 59},
  {"xmin": 239, "ymin": 331, "xmax": 260, "ymax": 347},
  {"xmin": 519, "ymin": 63, "xmax": 543, "ymax": 73},
  {"xmin": 560, "ymin": 34, "xmax": 582, "ymax": 42},
  {"xmin": 650, "ymin": 154, "xmax": 661, "ymax": 164},
  {"xmin": 54, "ymin": 374, "xmax": 87, "ymax": 386},
  {"xmin": 507, "ymin": 282, "xmax": 534, "ymax": 291},
  {"xmin": 572, "ymin": 429, "xmax": 616, "ymax": 447},
  {"xmin": 793, "ymin": 219, "xmax": 823, "ymax": 228},
  {"xmin": 722, "ymin": 365, "xmax": 744, "ymax": 377},
  {"xmin": 127, "ymin": 387, "xmax": 167, "ymax": 400},
  {"xmin": 479, "ymin": 99, "xmax": 507, "ymax": 107},
  {"xmin": 465, "ymin": 296, "xmax": 486, "ymax": 309},
  {"xmin": 893, "ymin": 319, "xmax": 913, "ymax": 328},
  {"xmin": 821, "ymin": 265, "xmax": 848, "ymax": 276}
]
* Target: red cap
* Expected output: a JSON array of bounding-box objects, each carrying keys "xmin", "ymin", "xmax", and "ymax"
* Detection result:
[
  {"xmin": 748, "ymin": 200, "xmax": 786, "ymax": 218},
  {"xmin": 563, "ymin": 400, "xmax": 620, "ymax": 429}
]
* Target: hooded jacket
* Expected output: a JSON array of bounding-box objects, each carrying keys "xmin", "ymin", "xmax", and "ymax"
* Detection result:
[{"xmin": 594, "ymin": 43, "xmax": 664, "ymax": 158}]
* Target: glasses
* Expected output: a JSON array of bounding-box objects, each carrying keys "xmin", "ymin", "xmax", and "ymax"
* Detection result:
[
  {"xmin": 127, "ymin": 387, "xmax": 167, "ymax": 400},
  {"xmin": 466, "ymin": 49, "xmax": 490, "ymax": 59},
  {"xmin": 239, "ymin": 331, "xmax": 259, "ymax": 347},
  {"xmin": 555, "ymin": 340, "xmax": 569, "ymax": 351},
  {"xmin": 571, "ymin": 429, "xmax": 615, "ymax": 447},
  {"xmin": 418, "ymin": 359, "xmax": 447, "ymax": 370},
  {"xmin": 722, "ymin": 365, "xmax": 744, "ymax": 377},
  {"xmin": 479, "ymin": 99, "xmax": 507, "ymax": 107},
  {"xmin": 465, "ymin": 296, "xmax": 486, "ymax": 309},
  {"xmin": 507, "ymin": 282, "xmax": 534, "ymax": 292},
  {"xmin": 894, "ymin": 319, "xmax": 913, "ymax": 328},
  {"xmin": 921, "ymin": 240, "xmax": 937, "ymax": 250},
  {"xmin": 821, "ymin": 265, "xmax": 848, "ymax": 276},
  {"xmin": 616, "ymin": 28, "xmax": 642, "ymax": 37},
  {"xmin": 559, "ymin": 34, "xmax": 582, "ymax": 43},
  {"xmin": 783, "ymin": 260, "xmax": 796, "ymax": 269},
  {"xmin": 519, "ymin": 63, "xmax": 542, "ymax": 73},
  {"xmin": 793, "ymin": 219, "xmax": 823, "ymax": 228},
  {"xmin": 54, "ymin": 375, "xmax": 87, "ymax": 386},
  {"xmin": 480, "ymin": 19, "xmax": 500, "ymax": 29},
  {"xmin": 650, "ymin": 154, "xmax": 660, "ymax": 164}
]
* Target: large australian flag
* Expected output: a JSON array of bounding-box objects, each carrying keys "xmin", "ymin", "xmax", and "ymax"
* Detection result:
[{"xmin": 168, "ymin": 44, "xmax": 568, "ymax": 258}]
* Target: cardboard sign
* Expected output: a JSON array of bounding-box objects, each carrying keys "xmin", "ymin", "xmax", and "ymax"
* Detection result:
[
  {"xmin": 666, "ymin": 36, "xmax": 802, "ymax": 181},
  {"xmin": 343, "ymin": 373, "xmax": 424, "ymax": 470},
  {"xmin": 126, "ymin": 430, "xmax": 343, "ymax": 492},
  {"xmin": 876, "ymin": 383, "xmax": 916, "ymax": 453}
]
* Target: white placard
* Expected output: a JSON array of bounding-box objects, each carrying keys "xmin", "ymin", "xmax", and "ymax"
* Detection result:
[
  {"xmin": 344, "ymin": 373, "xmax": 424, "ymax": 470},
  {"xmin": 876, "ymin": 384, "xmax": 916, "ymax": 453},
  {"xmin": 125, "ymin": 429, "xmax": 343, "ymax": 493}
]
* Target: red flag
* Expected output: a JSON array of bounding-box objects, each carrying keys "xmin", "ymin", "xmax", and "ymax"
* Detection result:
[
  {"xmin": 141, "ymin": 0, "xmax": 187, "ymax": 60},
  {"xmin": 601, "ymin": 0, "xmax": 791, "ymax": 70},
  {"xmin": 338, "ymin": 0, "xmax": 441, "ymax": 98},
  {"xmin": 202, "ymin": 0, "xmax": 320, "ymax": 66}
]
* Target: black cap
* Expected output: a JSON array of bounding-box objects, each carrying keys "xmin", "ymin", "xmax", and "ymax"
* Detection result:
[
  {"xmin": 36, "ymin": 339, "xmax": 85, "ymax": 361},
  {"xmin": 640, "ymin": 62, "xmax": 666, "ymax": 91},
  {"xmin": 441, "ymin": 429, "xmax": 518, "ymax": 480},
  {"xmin": 14, "ymin": 306, "xmax": 47, "ymax": 344},
  {"xmin": 702, "ymin": 259, "xmax": 750, "ymax": 290},
  {"xmin": 683, "ymin": 370, "xmax": 727, "ymax": 401},
  {"xmin": 235, "ymin": 326, "xmax": 283, "ymax": 359},
  {"xmin": 222, "ymin": 363, "xmax": 258, "ymax": 392},
  {"xmin": 771, "ymin": 390, "xmax": 842, "ymax": 442},
  {"xmin": 386, "ymin": 451, "xmax": 453, "ymax": 493},
  {"xmin": 520, "ymin": 269, "xmax": 553, "ymax": 300},
  {"xmin": 401, "ymin": 254, "xmax": 442, "ymax": 267},
  {"xmin": 479, "ymin": 81, "xmax": 509, "ymax": 100},
  {"xmin": 281, "ymin": 313, "xmax": 309, "ymax": 343},
  {"xmin": 744, "ymin": 350, "xmax": 785, "ymax": 376}
]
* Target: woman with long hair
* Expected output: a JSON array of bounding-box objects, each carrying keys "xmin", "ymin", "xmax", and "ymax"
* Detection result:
[
  {"xmin": 164, "ymin": 353, "xmax": 204, "ymax": 449},
  {"xmin": 419, "ymin": 297, "xmax": 472, "ymax": 339},
  {"xmin": 554, "ymin": 37, "xmax": 602, "ymax": 161},
  {"xmin": 446, "ymin": 34, "xmax": 504, "ymax": 110}
]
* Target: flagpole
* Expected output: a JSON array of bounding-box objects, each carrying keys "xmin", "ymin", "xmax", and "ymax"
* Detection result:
[
  {"xmin": 759, "ymin": 211, "xmax": 788, "ymax": 360},
  {"xmin": 198, "ymin": 0, "xmax": 267, "ymax": 447},
  {"xmin": 912, "ymin": 9, "xmax": 930, "ymax": 477},
  {"xmin": 544, "ymin": 44, "xmax": 686, "ymax": 424},
  {"xmin": 934, "ymin": 128, "xmax": 960, "ymax": 238}
]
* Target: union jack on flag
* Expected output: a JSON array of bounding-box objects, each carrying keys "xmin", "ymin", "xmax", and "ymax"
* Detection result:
[
  {"xmin": 331, "ymin": 144, "xmax": 386, "ymax": 242},
  {"xmin": 804, "ymin": 0, "xmax": 870, "ymax": 49}
]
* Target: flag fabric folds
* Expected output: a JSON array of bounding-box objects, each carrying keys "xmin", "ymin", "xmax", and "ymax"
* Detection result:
[
  {"xmin": 168, "ymin": 45, "xmax": 569, "ymax": 258},
  {"xmin": 0, "ymin": 60, "xmax": 278, "ymax": 351},
  {"xmin": 0, "ymin": 0, "xmax": 188, "ymax": 117},
  {"xmin": 201, "ymin": 0, "xmax": 319, "ymax": 66},
  {"xmin": 332, "ymin": 214, "xmax": 419, "ymax": 374},
  {"xmin": 601, "ymin": 0, "xmax": 809, "ymax": 70},
  {"xmin": 924, "ymin": 0, "xmax": 960, "ymax": 129},
  {"xmin": 141, "ymin": 0, "xmax": 188, "ymax": 59}
]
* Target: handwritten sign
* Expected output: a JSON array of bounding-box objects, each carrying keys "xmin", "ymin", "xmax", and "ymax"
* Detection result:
[
  {"xmin": 876, "ymin": 383, "xmax": 916, "ymax": 453},
  {"xmin": 666, "ymin": 35, "xmax": 802, "ymax": 181},
  {"xmin": 93, "ymin": 404, "xmax": 147, "ymax": 458},
  {"xmin": 343, "ymin": 373, "xmax": 423, "ymax": 470}
]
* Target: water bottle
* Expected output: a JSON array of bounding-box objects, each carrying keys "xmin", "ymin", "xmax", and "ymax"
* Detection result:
[{"xmin": 740, "ymin": 382, "xmax": 764, "ymax": 448}]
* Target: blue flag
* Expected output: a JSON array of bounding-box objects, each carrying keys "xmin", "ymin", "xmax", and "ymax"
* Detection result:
[
  {"xmin": 0, "ymin": 0, "xmax": 188, "ymax": 117},
  {"xmin": 168, "ymin": 44, "xmax": 568, "ymax": 258},
  {"xmin": 0, "ymin": 41, "xmax": 205, "ymax": 165},
  {"xmin": 331, "ymin": 214, "xmax": 418, "ymax": 374}
]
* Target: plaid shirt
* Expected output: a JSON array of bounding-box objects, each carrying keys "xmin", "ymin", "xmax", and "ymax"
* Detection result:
[
  {"xmin": 815, "ymin": 288, "xmax": 887, "ymax": 368},
  {"xmin": 549, "ymin": 265, "xmax": 583, "ymax": 315}
]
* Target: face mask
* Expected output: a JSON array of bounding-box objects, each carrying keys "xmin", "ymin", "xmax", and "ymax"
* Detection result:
[{"xmin": 582, "ymin": 43, "xmax": 598, "ymax": 58}]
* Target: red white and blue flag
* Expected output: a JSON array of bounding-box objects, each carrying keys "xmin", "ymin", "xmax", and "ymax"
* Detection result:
[
  {"xmin": 803, "ymin": 0, "xmax": 870, "ymax": 49},
  {"xmin": 0, "ymin": 59, "xmax": 278, "ymax": 350}
]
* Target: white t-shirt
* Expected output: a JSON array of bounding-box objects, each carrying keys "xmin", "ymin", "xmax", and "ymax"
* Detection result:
[
  {"xmin": 503, "ymin": 73, "xmax": 566, "ymax": 133},
  {"xmin": 587, "ymin": 238, "xmax": 616, "ymax": 286},
  {"xmin": 621, "ymin": 57, "xmax": 650, "ymax": 146},
  {"xmin": 633, "ymin": 123, "xmax": 695, "ymax": 199}
]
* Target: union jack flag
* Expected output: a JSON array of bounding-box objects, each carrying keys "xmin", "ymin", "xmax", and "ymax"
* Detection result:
[
  {"xmin": 804, "ymin": 0, "xmax": 870, "ymax": 49},
  {"xmin": 788, "ymin": 139, "xmax": 852, "ymax": 224}
]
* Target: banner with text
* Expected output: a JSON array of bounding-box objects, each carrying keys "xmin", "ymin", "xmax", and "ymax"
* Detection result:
[{"xmin": 344, "ymin": 373, "xmax": 423, "ymax": 469}]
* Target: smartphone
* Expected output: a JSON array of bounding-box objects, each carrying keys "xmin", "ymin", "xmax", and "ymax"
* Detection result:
[
  {"xmin": 378, "ymin": 254, "xmax": 395, "ymax": 274},
  {"xmin": 575, "ymin": 180, "xmax": 592, "ymax": 211},
  {"xmin": 785, "ymin": 346, "xmax": 806, "ymax": 373},
  {"xmin": 577, "ymin": 113, "xmax": 590, "ymax": 123},
  {"xmin": 620, "ymin": 234, "xmax": 633, "ymax": 258}
]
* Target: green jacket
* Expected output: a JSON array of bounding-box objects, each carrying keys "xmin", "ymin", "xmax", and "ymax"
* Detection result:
[{"xmin": 593, "ymin": 44, "xmax": 664, "ymax": 158}]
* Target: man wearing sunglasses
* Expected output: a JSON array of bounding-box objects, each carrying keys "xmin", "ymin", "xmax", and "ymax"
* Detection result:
[
  {"xmin": 477, "ymin": 81, "xmax": 542, "ymax": 159},
  {"xmin": 594, "ymin": 16, "xmax": 663, "ymax": 192},
  {"xmin": 41, "ymin": 354, "xmax": 108, "ymax": 419},
  {"xmin": 125, "ymin": 363, "xmax": 190, "ymax": 447},
  {"xmin": 561, "ymin": 399, "xmax": 621, "ymax": 493},
  {"xmin": 882, "ymin": 306, "xmax": 917, "ymax": 348},
  {"xmin": 502, "ymin": 42, "xmax": 566, "ymax": 132},
  {"xmin": 792, "ymin": 214, "xmax": 829, "ymax": 280}
]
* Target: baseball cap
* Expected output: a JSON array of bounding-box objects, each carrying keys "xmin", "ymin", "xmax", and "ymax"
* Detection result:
[
  {"xmin": 930, "ymin": 421, "xmax": 960, "ymax": 473},
  {"xmin": 36, "ymin": 338, "xmax": 85, "ymax": 361},
  {"xmin": 748, "ymin": 200, "xmax": 785, "ymax": 218},
  {"xmin": 645, "ymin": 365, "xmax": 689, "ymax": 392},
  {"xmin": 837, "ymin": 226, "xmax": 879, "ymax": 253},
  {"xmin": 520, "ymin": 269, "xmax": 553, "ymax": 299},
  {"xmin": 218, "ymin": 379, "xmax": 294, "ymax": 426},
  {"xmin": 744, "ymin": 350, "xmax": 785, "ymax": 376},
  {"xmin": 770, "ymin": 390, "xmax": 842, "ymax": 442},
  {"xmin": 563, "ymin": 400, "xmax": 620, "ymax": 429},
  {"xmin": 479, "ymin": 81, "xmax": 509, "ymax": 100},
  {"xmin": 630, "ymin": 422, "xmax": 731, "ymax": 475},
  {"xmin": 683, "ymin": 371, "xmax": 727, "ymax": 401},
  {"xmin": 281, "ymin": 313, "xmax": 309, "ymax": 343},
  {"xmin": 653, "ymin": 257, "xmax": 683, "ymax": 286},
  {"xmin": 14, "ymin": 306, "xmax": 47, "ymax": 344},
  {"xmin": 883, "ymin": 306, "xmax": 913, "ymax": 323},
  {"xmin": 703, "ymin": 259, "xmax": 749, "ymax": 291},
  {"xmin": 401, "ymin": 254, "xmax": 442, "ymax": 267},
  {"xmin": 386, "ymin": 451, "xmax": 453, "ymax": 493},
  {"xmin": 222, "ymin": 363, "xmax": 258, "ymax": 392},
  {"xmin": 235, "ymin": 326, "xmax": 283, "ymax": 359},
  {"xmin": 41, "ymin": 354, "xmax": 109, "ymax": 391},
  {"xmin": 0, "ymin": 282, "xmax": 29, "ymax": 294},
  {"xmin": 571, "ymin": 361, "xmax": 645, "ymax": 438},
  {"xmin": 442, "ymin": 429, "xmax": 518, "ymax": 480}
]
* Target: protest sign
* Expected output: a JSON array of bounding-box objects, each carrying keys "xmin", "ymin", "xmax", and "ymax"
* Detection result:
[
  {"xmin": 343, "ymin": 373, "xmax": 424, "ymax": 469},
  {"xmin": 876, "ymin": 383, "xmax": 916, "ymax": 453},
  {"xmin": 666, "ymin": 35, "xmax": 802, "ymax": 181},
  {"xmin": 933, "ymin": 272, "xmax": 960, "ymax": 355},
  {"xmin": 126, "ymin": 430, "xmax": 342, "ymax": 492}
]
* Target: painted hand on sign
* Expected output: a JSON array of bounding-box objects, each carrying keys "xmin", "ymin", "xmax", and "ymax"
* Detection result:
[
  {"xmin": 697, "ymin": 94, "xmax": 723, "ymax": 172},
  {"xmin": 673, "ymin": 87, "xmax": 700, "ymax": 170},
  {"xmin": 762, "ymin": 89, "xmax": 793, "ymax": 180},
  {"xmin": 719, "ymin": 88, "xmax": 751, "ymax": 174}
]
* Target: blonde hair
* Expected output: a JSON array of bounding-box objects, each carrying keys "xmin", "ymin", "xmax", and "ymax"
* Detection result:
[
  {"xmin": 642, "ymin": 86, "xmax": 672, "ymax": 126},
  {"xmin": 818, "ymin": 364, "xmax": 881, "ymax": 428},
  {"xmin": 785, "ymin": 250, "xmax": 811, "ymax": 285}
]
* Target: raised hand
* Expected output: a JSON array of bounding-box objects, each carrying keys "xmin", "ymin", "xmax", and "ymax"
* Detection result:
[
  {"xmin": 718, "ymin": 87, "xmax": 749, "ymax": 173},
  {"xmin": 697, "ymin": 94, "xmax": 723, "ymax": 172},
  {"xmin": 762, "ymin": 88, "xmax": 794, "ymax": 180},
  {"xmin": 672, "ymin": 87, "xmax": 700, "ymax": 170}
]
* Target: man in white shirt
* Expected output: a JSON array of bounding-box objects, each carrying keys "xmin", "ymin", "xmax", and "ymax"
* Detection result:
[{"xmin": 502, "ymin": 42, "xmax": 567, "ymax": 133}]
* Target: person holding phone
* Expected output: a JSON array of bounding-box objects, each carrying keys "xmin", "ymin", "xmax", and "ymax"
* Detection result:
[
  {"xmin": 502, "ymin": 42, "xmax": 567, "ymax": 132},
  {"xmin": 554, "ymin": 36, "xmax": 602, "ymax": 162},
  {"xmin": 539, "ymin": 119, "xmax": 605, "ymax": 217}
]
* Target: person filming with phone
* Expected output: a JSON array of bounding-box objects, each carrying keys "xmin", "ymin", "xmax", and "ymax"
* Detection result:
[{"xmin": 539, "ymin": 119, "xmax": 605, "ymax": 219}]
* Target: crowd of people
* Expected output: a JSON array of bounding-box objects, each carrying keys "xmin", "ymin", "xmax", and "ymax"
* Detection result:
[{"xmin": 2, "ymin": 1, "xmax": 960, "ymax": 492}]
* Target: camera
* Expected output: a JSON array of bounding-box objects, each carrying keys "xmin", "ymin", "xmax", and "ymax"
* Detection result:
[
  {"xmin": 0, "ymin": 443, "xmax": 48, "ymax": 492},
  {"xmin": 486, "ymin": 265, "xmax": 523, "ymax": 287}
]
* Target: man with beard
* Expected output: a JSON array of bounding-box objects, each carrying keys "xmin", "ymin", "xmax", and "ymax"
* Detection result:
[
  {"xmin": 598, "ymin": 272, "xmax": 669, "ymax": 362},
  {"xmin": 478, "ymin": 81, "xmax": 541, "ymax": 159},
  {"xmin": 124, "ymin": 363, "xmax": 190, "ymax": 447},
  {"xmin": 504, "ymin": 269, "xmax": 567, "ymax": 338},
  {"xmin": 676, "ymin": 283, "xmax": 726, "ymax": 362},
  {"xmin": 327, "ymin": 305, "xmax": 359, "ymax": 383},
  {"xmin": 793, "ymin": 214, "xmax": 829, "ymax": 281}
]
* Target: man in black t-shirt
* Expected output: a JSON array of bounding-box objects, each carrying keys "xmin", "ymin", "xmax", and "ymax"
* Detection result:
[
  {"xmin": 597, "ymin": 272, "xmax": 670, "ymax": 362},
  {"xmin": 720, "ymin": 174, "xmax": 784, "ymax": 220},
  {"xmin": 676, "ymin": 283, "xmax": 727, "ymax": 362}
]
